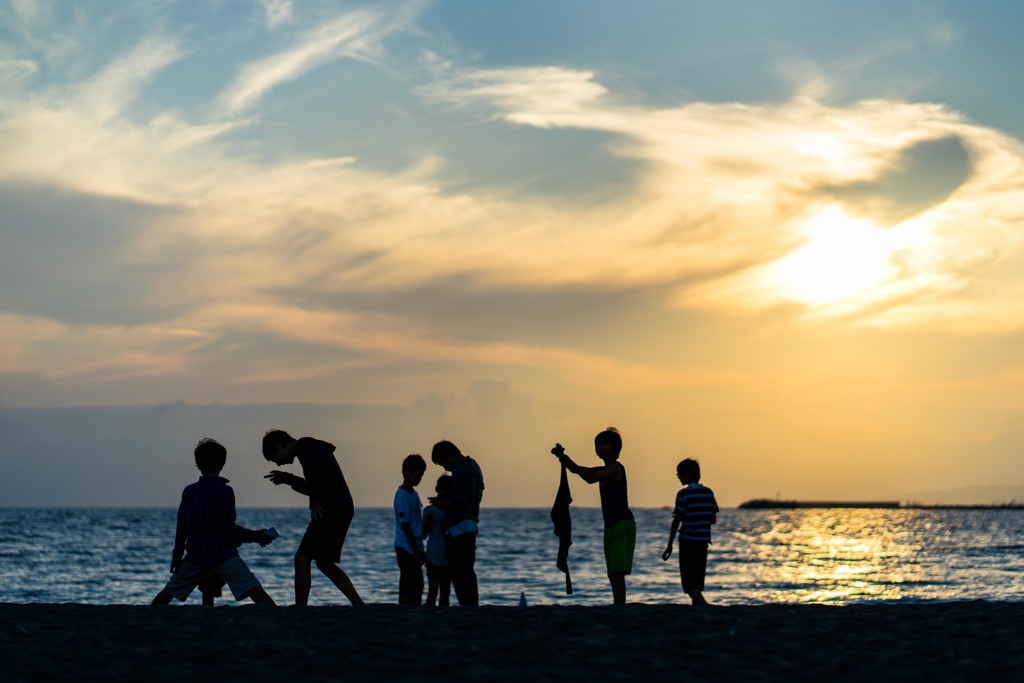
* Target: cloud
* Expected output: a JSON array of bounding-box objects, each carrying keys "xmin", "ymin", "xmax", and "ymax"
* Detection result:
[
  {"xmin": 218, "ymin": 2, "xmax": 423, "ymax": 114},
  {"xmin": 72, "ymin": 34, "xmax": 184, "ymax": 122},
  {"xmin": 4, "ymin": 10, "xmax": 1024, "ymax": 414},
  {"xmin": 0, "ymin": 58, "xmax": 38, "ymax": 85},
  {"xmin": 421, "ymin": 66, "xmax": 614, "ymax": 129},
  {"xmin": 260, "ymin": 0, "xmax": 293, "ymax": 29},
  {"xmin": 425, "ymin": 66, "xmax": 1024, "ymax": 330}
]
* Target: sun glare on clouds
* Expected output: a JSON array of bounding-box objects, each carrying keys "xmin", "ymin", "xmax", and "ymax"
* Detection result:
[{"xmin": 769, "ymin": 206, "xmax": 904, "ymax": 306}]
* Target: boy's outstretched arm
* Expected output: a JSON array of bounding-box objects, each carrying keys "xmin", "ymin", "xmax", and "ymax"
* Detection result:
[
  {"xmin": 265, "ymin": 470, "xmax": 311, "ymax": 495},
  {"xmin": 551, "ymin": 444, "xmax": 619, "ymax": 484},
  {"xmin": 662, "ymin": 515, "xmax": 681, "ymax": 561}
]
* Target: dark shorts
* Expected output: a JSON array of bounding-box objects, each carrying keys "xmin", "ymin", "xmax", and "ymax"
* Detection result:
[
  {"xmin": 297, "ymin": 516, "xmax": 351, "ymax": 564},
  {"xmin": 679, "ymin": 539, "xmax": 710, "ymax": 593}
]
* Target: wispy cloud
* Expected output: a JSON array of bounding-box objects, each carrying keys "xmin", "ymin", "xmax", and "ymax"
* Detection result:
[
  {"xmin": 260, "ymin": 0, "xmax": 293, "ymax": 29},
  {"xmin": 0, "ymin": 58, "xmax": 38, "ymax": 86},
  {"xmin": 73, "ymin": 34, "xmax": 184, "ymax": 122},
  {"xmin": 3, "ymin": 5, "xmax": 1024, "ymax": 410},
  {"xmin": 218, "ymin": 2, "xmax": 423, "ymax": 114},
  {"xmin": 425, "ymin": 66, "xmax": 1024, "ymax": 331}
]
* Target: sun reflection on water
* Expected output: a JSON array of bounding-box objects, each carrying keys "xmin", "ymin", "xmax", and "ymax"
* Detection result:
[{"xmin": 743, "ymin": 510, "xmax": 938, "ymax": 603}]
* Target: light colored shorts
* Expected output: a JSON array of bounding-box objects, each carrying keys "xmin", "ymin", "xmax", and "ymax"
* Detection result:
[
  {"xmin": 604, "ymin": 519, "xmax": 636, "ymax": 576},
  {"xmin": 162, "ymin": 555, "xmax": 261, "ymax": 602}
]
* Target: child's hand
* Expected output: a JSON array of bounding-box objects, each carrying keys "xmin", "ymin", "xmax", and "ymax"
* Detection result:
[
  {"xmin": 551, "ymin": 443, "xmax": 565, "ymax": 458},
  {"xmin": 661, "ymin": 546, "xmax": 673, "ymax": 561},
  {"xmin": 310, "ymin": 501, "xmax": 325, "ymax": 520},
  {"xmin": 265, "ymin": 470, "xmax": 292, "ymax": 486}
]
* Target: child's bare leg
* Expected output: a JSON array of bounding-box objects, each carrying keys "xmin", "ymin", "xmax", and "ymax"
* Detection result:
[
  {"xmin": 425, "ymin": 564, "xmax": 438, "ymax": 607},
  {"xmin": 439, "ymin": 569, "xmax": 451, "ymax": 607},
  {"xmin": 609, "ymin": 572, "xmax": 627, "ymax": 606},
  {"xmin": 241, "ymin": 586, "xmax": 277, "ymax": 606},
  {"xmin": 151, "ymin": 590, "xmax": 174, "ymax": 605},
  {"xmin": 687, "ymin": 590, "xmax": 708, "ymax": 607},
  {"xmin": 294, "ymin": 553, "xmax": 313, "ymax": 605},
  {"xmin": 315, "ymin": 559, "xmax": 366, "ymax": 606}
]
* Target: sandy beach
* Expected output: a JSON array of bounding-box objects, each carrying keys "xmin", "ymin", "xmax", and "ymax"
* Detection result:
[{"xmin": 1, "ymin": 602, "xmax": 1021, "ymax": 681}]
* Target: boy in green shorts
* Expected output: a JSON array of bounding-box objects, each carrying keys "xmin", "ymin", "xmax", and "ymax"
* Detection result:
[{"xmin": 552, "ymin": 427, "xmax": 635, "ymax": 605}]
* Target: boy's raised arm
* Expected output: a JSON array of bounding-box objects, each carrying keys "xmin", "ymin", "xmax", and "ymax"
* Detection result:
[
  {"xmin": 265, "ymin": 470, "xmax": 311, "ymax": 495},
  {"xmin": 552, "ymin": 444, "xmax": 620, "ymax": 484}
]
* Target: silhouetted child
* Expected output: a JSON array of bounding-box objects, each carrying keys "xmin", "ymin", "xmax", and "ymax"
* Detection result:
[
  {"xmin": 552, "ymin": 427, "xmax": 635, "ymax": 605},
  {"xmin": 422, "ymin": 475, "xmax": 452, "ymax": 607},
  {"xmin": 394, "ymin": 454, "xmax": 426, "ymax": 605},
  {"xmin": 152, "ymin": 438, "xmax": 276, "ymax": 606},
  {"xmin": 662, "ymin": 458, "xmax": 719, "ymax": 606},
  {"xmin": 263, "ymin": 429, "xmax": 365, "ymax": 606},
  {"xmin": 429, "ymin": 440, "xmax": 484, "ymax": 607}
]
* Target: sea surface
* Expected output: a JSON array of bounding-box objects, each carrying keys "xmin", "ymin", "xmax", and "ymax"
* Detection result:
[{"xmin": 1, "ymin": 507, "xmax": 1021, "ymax": 606}]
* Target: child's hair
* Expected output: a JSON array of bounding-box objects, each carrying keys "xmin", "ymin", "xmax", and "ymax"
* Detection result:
[
  {"xmin": 403, "ymin": 453, "xmax": 427, "ymax": 473},
  {"xmin": 677, "ymin": 458, "xmax": 701, "ymax": 482},
  {"xmin": 594, "ymin": 426, "xmax": 622, "ymax": 457},
  {"xmin": 435, "ymin": 474, "xmax": 452, "ymax": 491},
  {"xmin": 431, "ymin": 440, "xmax": 461, "ymax": 466},
  {"xmin": 261, "ymin": 429, "xmax": 294, "ymax": 460},
  {"xmin": 195, "ymin": 438, "xmax": 227, "ymax": 473}
]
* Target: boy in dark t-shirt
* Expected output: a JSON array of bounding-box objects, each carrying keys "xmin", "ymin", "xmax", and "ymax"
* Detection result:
[
  {"xmin": 552, "ymin": 427, "xmax": 635, "ymax": 605},
  {"xmin": 263, "ymin": 429, "xmax": 365, "ymax": 606}
]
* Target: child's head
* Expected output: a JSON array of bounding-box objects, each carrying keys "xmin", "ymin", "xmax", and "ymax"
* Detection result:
[
  {"xmin": 195, "ymin": 438, "xmax": 227, "ymax": 475},
  {"xmin": 676, "ymin": 458, "xmax": 701, "ymax": 484},
  {"xmin": 431, "ymin": 440, "xmax": 462, "ymax": 470},
  {"xmin": 594, "ymin": 427, "xmax": 622, "ymax": 462},
  {"xmin": 435, "ymin": 474, "xmax": 452, "ymax": 495},
  {"xmin": 402, "ymin": 453, "xmax": 427, "ymax": 486},
  {"xmin": 262, "ymin": 429, "xmax": 294, "ymax": 464}
]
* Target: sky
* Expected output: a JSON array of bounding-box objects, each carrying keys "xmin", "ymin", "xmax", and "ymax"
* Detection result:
[{"xmin": 2, "ymin": 0, "xmax": 1024, "ymax": 509}]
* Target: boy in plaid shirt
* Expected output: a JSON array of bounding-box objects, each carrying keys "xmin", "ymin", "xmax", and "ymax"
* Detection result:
[{"xmin": 152, "ymin": 439, "xmax": 277, "ymax": 605}]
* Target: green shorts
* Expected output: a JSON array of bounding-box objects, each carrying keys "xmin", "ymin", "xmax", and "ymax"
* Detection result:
[{"xmin": 603, "ymin": 519, "xmax": 636, "ymax": 575}]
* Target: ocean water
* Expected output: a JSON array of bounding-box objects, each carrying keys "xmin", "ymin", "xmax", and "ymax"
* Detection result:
[{"xmin": 0, "ymin": 507, "xmax": 1021, "ymax": 606}]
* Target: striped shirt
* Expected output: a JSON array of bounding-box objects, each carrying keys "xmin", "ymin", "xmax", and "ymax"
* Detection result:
[{"xmin": 674, "ymin": 483, "xmax": 719, "ymax": 542}]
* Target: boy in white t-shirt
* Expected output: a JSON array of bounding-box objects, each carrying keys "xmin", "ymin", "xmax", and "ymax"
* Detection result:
[{"xmin": 394, "ymin": 454, "xmax": 426, "ymax": 605}]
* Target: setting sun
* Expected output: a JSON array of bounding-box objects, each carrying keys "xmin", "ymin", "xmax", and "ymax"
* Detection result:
[{"xmin": 770, "ymin": 206, "xmax": 899, "ymax": 305}]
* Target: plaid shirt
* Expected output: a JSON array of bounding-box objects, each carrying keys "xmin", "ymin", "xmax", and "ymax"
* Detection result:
[{"xmin": 171, "ymin": 476, "xmax": 262, "ymax": 568}]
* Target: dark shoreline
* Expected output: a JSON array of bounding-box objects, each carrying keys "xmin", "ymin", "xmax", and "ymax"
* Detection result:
[{"xmin": 2, "ymin": 602, "xmax": 1021, "ymax": 681}]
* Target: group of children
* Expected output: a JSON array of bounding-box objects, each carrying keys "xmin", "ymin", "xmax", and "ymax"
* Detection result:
[{"xmin": 152, "ymin": 427, "xmax": 718, "ymax": 608}]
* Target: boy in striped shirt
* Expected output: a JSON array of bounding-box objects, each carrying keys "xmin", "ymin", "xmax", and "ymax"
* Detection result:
[{"xmin": 661, "ymin": 458, "xmax": 719, "ymax": 606}]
